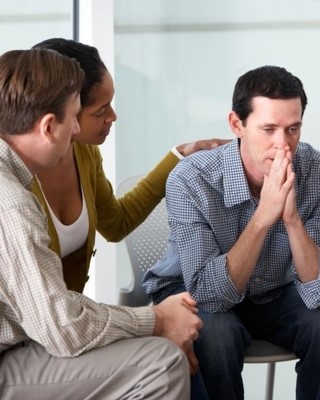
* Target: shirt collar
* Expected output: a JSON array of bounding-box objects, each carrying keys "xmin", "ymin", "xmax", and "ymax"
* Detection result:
[{"xmin": 223, "ymin": 138, "xmax": 252, "ymax": 207}]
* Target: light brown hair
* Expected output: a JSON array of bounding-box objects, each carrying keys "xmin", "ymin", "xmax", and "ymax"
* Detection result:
[{"xmin": 0, "ymin": 48, "xmax": 84, "ymax": 135}]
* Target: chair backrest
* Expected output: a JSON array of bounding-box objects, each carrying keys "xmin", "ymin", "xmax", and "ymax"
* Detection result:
[{"xmin": 117, "ymin": 174, "xmax": 170, "ymax": 306}]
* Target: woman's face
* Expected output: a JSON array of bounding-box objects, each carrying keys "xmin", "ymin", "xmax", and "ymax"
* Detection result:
[{"xmin": 75, "ymin": 70, "xmax": 117, "ymax": 145}]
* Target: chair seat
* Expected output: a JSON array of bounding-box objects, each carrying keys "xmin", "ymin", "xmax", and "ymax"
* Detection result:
[{"xmin": 244, "ymin": 340, "xmax": 297, "ymax": 363}]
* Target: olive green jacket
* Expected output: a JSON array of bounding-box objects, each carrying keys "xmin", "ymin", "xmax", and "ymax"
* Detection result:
[{"xmin": 31, "ymin": 142, "xmax": 179, "ymax": 292}]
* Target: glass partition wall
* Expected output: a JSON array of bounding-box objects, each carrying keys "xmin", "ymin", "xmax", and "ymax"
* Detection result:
[
  {"xmin": 0, "ymin": 0, "xmax": 75, "ymax": 53},
  {"xmin": 114, "ymin": 0, "xmax": 320, "ymax": 184}
]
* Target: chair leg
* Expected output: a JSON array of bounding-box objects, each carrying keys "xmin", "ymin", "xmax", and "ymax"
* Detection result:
[{"xmin": 265, "ymin": 362, "xmax": 276, "ymax": 400}]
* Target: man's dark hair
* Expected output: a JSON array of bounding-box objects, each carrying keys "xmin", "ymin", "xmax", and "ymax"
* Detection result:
[{"xmin": 232, "ymin": 65, "xmax": 308, "ymax": 125}]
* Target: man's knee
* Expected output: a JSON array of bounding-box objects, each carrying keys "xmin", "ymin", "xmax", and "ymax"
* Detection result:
[
  {"xmin": 150, "ymin": 337, "xmax": 189, "ymax": 371},
  {"xmin": 196, "ymin": 311, "xmax": 250, "ymax": 360},
  {"xmin": 147, "ymin": 337, "xmax": 190, "ymax": 398}
]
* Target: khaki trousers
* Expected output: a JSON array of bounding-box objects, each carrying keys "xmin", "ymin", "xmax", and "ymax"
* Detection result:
[{"xmin": 0, "ymin": 337, "xmax": 190, "ymax": 400}]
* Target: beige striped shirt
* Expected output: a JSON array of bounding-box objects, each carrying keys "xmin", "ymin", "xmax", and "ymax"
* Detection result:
[{"xmin": 0, "ymin": 139, "xmax": 155, "ymax": 357}]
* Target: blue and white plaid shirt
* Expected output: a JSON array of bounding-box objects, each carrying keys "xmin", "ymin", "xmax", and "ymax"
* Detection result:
[{"xmin": 143, "ymin": 139, "xmax": 320, "ymax": 313}]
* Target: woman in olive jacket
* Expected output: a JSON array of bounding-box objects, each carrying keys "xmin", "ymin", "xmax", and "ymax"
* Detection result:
[{"xmin": 31, "ymin": 38, "xmax": 226, "ymax": 293}]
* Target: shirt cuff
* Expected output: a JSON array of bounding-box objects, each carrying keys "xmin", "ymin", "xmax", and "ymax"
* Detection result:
[{"xmin": 171, "ymin": 146, "xmax": 184, "ymax": 160}]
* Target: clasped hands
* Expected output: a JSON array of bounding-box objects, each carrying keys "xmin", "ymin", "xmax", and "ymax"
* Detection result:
[
  {"xmin": 258, "ymin": 147, "xmax": 297, "ymax": 227},
  {"xmin": 153, "ymin": 292, "xmax": 203, "ymax": 375}
]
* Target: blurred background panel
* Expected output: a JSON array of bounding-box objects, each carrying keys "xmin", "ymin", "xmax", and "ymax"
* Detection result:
[
  {"xmin": 114, "ymin": 0, "xmax": 320, "ymax": 183},
  {"xmin": 0, "ymin": 0, "xmax": 74, "ymax": 53}
]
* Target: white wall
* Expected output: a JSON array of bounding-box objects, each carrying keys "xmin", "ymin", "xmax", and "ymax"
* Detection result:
[{"xmin": 79, "ymin": 0, "xmax": 118, "ymax": 304}]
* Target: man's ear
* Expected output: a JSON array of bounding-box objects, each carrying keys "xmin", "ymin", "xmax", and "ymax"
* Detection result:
[
  {"xmin": 228, "ymin": 111, "xmax": 244, "ymax": 139},
  {"xmin": 39, "ymin": 113, "xmax": 56, "ymax": 143}
]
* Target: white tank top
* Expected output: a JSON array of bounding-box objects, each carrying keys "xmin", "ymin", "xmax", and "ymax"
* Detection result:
[{"xmin": 36, "ymin": 179, "xmax": 89, "ymax": 257}]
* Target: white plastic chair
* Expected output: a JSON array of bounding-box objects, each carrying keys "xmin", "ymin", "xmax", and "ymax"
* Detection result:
[{"xmin": 117, "ymin": 174, "xmax": 297, "ymax": 400}]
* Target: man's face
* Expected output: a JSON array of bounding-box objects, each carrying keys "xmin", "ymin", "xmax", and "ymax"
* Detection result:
[{"xmin": 231, "ymin": 96, "xmax": 302, "ymax": 187}]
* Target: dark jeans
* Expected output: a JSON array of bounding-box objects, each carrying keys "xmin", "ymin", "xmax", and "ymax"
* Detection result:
[
  {"xmin": 153, "ymin": 285, "xmax": 209, "ymax": 400},
  {"xmin": 153, "ymin": 283, "xmax": 320, "ymax": 400}
]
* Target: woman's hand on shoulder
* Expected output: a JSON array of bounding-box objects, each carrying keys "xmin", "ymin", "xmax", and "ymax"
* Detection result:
[{"xmin": 176, "ymin": 138, "xmax": 231, "ymax": 157}]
